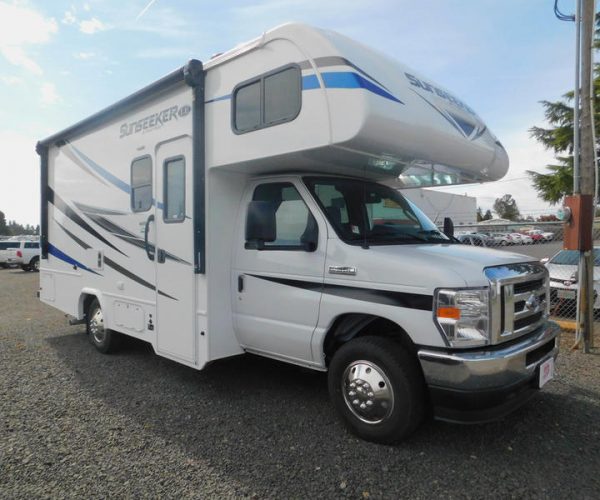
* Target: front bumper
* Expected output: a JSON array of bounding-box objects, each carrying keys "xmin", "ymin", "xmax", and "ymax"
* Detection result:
[{"xmin": 418, "ymin": 320, "xmax": 560, "ymax": 423}]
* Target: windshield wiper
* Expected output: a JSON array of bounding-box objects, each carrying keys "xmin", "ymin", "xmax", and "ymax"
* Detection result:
[{"xmin": 365, "ymin": 234, "xmax": 428, "ymax": 244}]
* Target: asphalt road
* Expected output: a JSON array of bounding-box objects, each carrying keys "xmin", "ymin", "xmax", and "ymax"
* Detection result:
[{"xmin": 1, "ymin": 269, "xmax": 600, "ymax": 498}]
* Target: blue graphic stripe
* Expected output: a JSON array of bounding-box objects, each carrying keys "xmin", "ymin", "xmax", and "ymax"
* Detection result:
[
  {"xmin": 302, "ymin": 74, "xmax": 320, "ymax": 90},
  {"xmin": 205, "ymin": 72, "xmax": 401, "ymax": 103},
  {"xmin": 320, "ymin": 72, "xmax": 403, "ymax": 104},
  {"xmin": 70, "ymin": 144, "xmax": 131, "ymax": 194},
  {"xmin": 48, "ymin": 243, "xmax": 101, "ymax": 275}
]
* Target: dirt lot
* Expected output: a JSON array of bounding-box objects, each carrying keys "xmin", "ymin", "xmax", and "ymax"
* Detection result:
[{"xmin": 1, "ymin": 269, "xmax": 600, "ymax": 498}]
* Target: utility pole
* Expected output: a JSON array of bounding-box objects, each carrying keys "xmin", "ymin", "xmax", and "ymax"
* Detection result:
[{"xmin": 579, "ymin": 0, "xmax": 596, "ymax": 352}]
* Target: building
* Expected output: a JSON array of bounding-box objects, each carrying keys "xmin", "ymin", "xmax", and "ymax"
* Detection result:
[{"xmin": 400, "ymin": 188, "xmax": 477, "ymax": 226}]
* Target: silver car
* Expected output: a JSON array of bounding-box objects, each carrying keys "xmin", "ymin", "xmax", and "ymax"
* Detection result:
[{"xmin": 543, "ymin": 248, "xmax": 600, "ymax": 311}]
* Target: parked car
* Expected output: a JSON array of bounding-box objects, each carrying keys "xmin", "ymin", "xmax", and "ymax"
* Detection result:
[
  {"xmin": 0, "ymin": 240, "xmax": 21, "ymax": 268},
  {"xmin": 488, "ymin": 232, "xmax": 512, "ymax": 246},
  {"xmin": 528, "ymin": 229, "xmax": 554, "ymax": 242},
  {"xmin": 542, "ymin": 248, "xmax": 600, "ymax": 311},
  {"xmin": 6, "ymin": 240, "xmax": 40, "ymax": 272},
  {"xmin": 510, "ymin": 233, "xmax": 533, "ymax": 245},
  {"xmin": 457, "ymin": 234, "xmax": 490, "ymax": 247}
]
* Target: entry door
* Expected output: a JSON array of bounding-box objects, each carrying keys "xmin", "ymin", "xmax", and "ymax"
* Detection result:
[
  {"xmin": 154, "ymin": 136, "xmax": 195, "ymax": 362},
  {"xmin": 233, "ymin": 180, "xmax": 327, "ymax": 363}
]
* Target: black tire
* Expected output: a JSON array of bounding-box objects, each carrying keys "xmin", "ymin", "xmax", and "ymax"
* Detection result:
[
  {"xmin": 328, "ymin": 336, "xmax": 426, "ymax": 444},
  {"xmin": 21, "ymin": 264, "xmax": 31, "ymax": 272},
  {"xmin": 30, "ymin": 257, "xmax": 40, "ymax": 272},
  {"xmin": 86, "ymin": 298, "xmax": 121, "ymax": 354}
]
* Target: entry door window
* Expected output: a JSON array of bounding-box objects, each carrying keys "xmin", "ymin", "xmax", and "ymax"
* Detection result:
[
  {"xmin": 252, "ymin": 183, "xmax": 317, "ymax": 249},
  {"xmin": 163, "ymin": 156, "xmax": 185, "ymax": 222}
]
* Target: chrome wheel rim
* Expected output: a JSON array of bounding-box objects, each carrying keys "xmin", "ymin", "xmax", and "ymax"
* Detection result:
[
  {"xmin": 342, "ymin": 360, "xmax": 394, "ymax": 424},
  {"xmin": 89, "ymin": 307, "xmax": 106, "ymax": 345},
  {"xmin": 33, "ymin": 259, "xmax": 39, "ymax": 271}
]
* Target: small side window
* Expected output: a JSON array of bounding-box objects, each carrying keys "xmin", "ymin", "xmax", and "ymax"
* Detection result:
[
  {"xmin": 131, "ymin": 156, "xmax": 152, "ymax": 212},
  {"xmin": 164, "ymin": 157, "xmax": 185, "ymax": 223},
  {"xmin": 235, "ymin": 81, "xmax": 261, "ymax": 132}
]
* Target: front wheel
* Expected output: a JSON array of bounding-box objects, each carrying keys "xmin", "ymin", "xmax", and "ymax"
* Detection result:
[
  {"xmin": 328, "ymin": 336, "xmax": 426, "ymax": 444},
  {"xmin": 86, "ymin": 298, "xmax": 121, "ymax": 354}
]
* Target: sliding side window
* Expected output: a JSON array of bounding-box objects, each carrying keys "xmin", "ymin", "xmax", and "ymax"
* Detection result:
[
  {"xmin": 233, "ymin": 65, "xmax": 301, "ymax": 133},
  {"xmin": 131, "ymin": 156, "xmax": 152, "ymax": 212}
]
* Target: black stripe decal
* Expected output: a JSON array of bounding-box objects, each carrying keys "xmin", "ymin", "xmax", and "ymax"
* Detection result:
[
  {"xmin": 104, "ymin": 257, "xmax": 178, "ymax": 301},
  {"xmin": 247, "ymin": 274, "xmax": 432, "ymax": 311},
  {"xmin": 73, "ymin": 201, "xmax": 128, "ymax": 216},
  {"xmin": 83, "ymin": 212, "xmax": 191, "ymax": 265},
  {"xmin": 56, "ymin": 220, "xmax": 178, "ymax": 301},
  {"xmin": 48, "ymin": 187, "xmax": 127, "ymax": 257}
]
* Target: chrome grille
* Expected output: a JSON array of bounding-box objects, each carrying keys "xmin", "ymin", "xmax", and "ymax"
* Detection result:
[{"xmin": 485, "ymin": 263, "xmax": 549, "ymax": 344}]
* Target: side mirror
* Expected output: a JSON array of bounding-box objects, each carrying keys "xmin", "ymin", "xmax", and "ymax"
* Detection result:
[
  {"xmin": 443, "ymin": 217, "xmax": 454, "ymax": 238},
  {"xmin": 245, "ymin": 201, "xmax": 276, "ymax": 249},
  {"xmin": 540, "ymin": 257, "xmax": 549, "ymax": 264}
]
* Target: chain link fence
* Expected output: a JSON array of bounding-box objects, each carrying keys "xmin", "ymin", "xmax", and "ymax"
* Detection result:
[{"xmin": 453, "ymin": 221, "xmax": 600, "ymax": 329}]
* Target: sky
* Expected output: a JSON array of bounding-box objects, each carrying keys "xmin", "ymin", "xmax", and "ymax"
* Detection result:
[{"xmin": 0, "ymin": 0, "xmax": 584, "ymax": 225}]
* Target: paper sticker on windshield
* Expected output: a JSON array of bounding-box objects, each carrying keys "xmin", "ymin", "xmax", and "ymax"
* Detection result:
[{"xmin": 384, "ymin": 199, "xmax": 401, "ymax": 209}]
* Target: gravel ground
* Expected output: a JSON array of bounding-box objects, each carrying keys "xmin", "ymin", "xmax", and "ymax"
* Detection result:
[{"xmin": 1, "ymin": 269, "xmax": 600, "ymax": 499}]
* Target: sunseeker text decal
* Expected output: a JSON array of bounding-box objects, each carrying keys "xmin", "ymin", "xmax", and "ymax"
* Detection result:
[
  {"xmin": 119, "ymin": 104, "xmax": 191, "ymax": 138},
  {"xmin": 405, "ymin": 73, "xmax": 475, "ymax": 115}
]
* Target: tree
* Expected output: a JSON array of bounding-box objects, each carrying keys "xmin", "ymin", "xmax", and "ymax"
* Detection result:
[
  {"xmin": 0, "ymin": 210, "xmax": 6, "ymax": 235},
  {"xmin": 483, "ymin": 209, "xmax": 493, "ymax": 221},
  {"xmin": 527, "ymin": 18, "xmax": 600, "ymax": 204},
  {"xmin": 493, "ymin": 194, "xmax": 521, "ymax": 221},
  {"xmin": 476, "ymin": 207, "xmax": 483, "ymax": 222}
]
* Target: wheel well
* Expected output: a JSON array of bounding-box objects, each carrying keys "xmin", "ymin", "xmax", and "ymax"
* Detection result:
[
  {"xmin": 323, "ymin": 314, "xmax": 416, "ymax": 366},
  {"xmin": 80, "ymin": 293, "xmax": 97, "ymax": 320}
]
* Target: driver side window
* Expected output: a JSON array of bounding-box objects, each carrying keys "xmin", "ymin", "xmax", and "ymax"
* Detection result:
[{"xmin": 251, "ymin": 182, "xmax": 318, "ymax": 250}]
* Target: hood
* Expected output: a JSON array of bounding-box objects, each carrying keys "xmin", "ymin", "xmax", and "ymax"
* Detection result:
[{"xmin": 346, "ymin": 243, "xmax": 536, "ymax": 292}]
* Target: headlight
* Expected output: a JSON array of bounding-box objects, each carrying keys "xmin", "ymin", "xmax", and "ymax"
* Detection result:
[{"xmin": 434, "ymin": 288, "xmax": 490, "ymax": 347}]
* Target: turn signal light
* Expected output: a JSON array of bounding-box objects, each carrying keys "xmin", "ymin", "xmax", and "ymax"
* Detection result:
[
  {"xmin": 17, "ymin": 250, "xmax": 22, "ymax": 258},
  {"xmin": 437, "ymin": 306, "xmax": 461, "ymax": 320}
]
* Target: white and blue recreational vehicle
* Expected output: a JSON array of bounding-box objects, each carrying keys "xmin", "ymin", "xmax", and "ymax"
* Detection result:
[{"xmin": 37, "ymin": 23, "xmax": 558, "ymax": 443}]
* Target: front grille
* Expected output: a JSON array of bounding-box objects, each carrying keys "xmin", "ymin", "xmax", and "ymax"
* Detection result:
[
  {"xmin": 514, "ymin": 279, "xmax": 545, "ymax": 294},
  {"xmin": 485, "ymin": 263, "xmax": 548, "ymax": 344}
]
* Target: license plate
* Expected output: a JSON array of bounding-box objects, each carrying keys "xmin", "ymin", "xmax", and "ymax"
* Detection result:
[
  {"xmin": 539, "ymin": 357, "xmax": 555, "ymax": 388},
  {"xmin": 557, "ymin": 289, "xmax": 576, "ymax": 300}
]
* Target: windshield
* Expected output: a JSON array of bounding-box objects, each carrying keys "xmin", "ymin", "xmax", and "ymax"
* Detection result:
[
  {"xmin": 305, "ymin": 177, "xmax": 451, "ymax": 245},
  {"xmin": 551, "ymin": 249, "xmax": 600, "ymax": 266}
]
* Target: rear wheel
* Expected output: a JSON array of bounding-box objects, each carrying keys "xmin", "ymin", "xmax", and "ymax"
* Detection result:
[
  {"xmin": 21, "ymin": 264, "xmax": 31, "ymax": 272},
  {"xmin": 30, "ymin": 257, "xmax": 40, "ymax": 272},
  {"xmin": 328, "ymin": 336, "xmax": 426, "ymax": 444},
  {"xmin": 86, "ymin": 298, "xmax": 121, "ymax": 354}
]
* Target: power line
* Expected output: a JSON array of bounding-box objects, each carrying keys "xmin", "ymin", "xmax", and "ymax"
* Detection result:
[{"xmin": 554, "ymin": 0, "xmax": 576, "ymax": 21}]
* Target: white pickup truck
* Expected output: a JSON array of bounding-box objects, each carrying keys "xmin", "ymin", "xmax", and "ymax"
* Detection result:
[
  {"xmin": 6, "ymin": 240, "xmax": 41, "ymax": 272},
  {"xmin": 0, "ymin": 240, "xmax": 21, "ymax": 268}
]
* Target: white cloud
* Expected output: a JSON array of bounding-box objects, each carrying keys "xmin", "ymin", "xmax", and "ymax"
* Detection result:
[
  {"xmin": 83, "ymin": 3, "xmax": 91, "ymax": 12},
  {"xmin": 79, "ymin": 17, "xmax": 107, "ymax": 34},
  {"xmin": 0, "ymin": 1, "xmax": 58, "ymax": 74},
  {"xmin": 1, "ymin": 45, "xmax": 42, "ymax": 74},
  {"xmin": 40, "ymin": 82, "xmax": 60, "ymax": 105},
  {"xmin": 432, "ymin": 126, "xmax": 557, "ymax": 216},
  {"xmin": 62, "ymin": 10, "xmax": 76, "ymax": 25},
  {"xmin": 135, "ymin": 46, "xmax": 193, "ymax": 59},
  {"xmin": 74, "ymin": 51, "xmax": 95, "ymax": 60},
  {"xmin": 0, "ymin": 131, "xmax": 40, "ymax": 225},
  {"xmin": 0, "ymin": 74, "xmax": 22, "ymax": 85}
]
